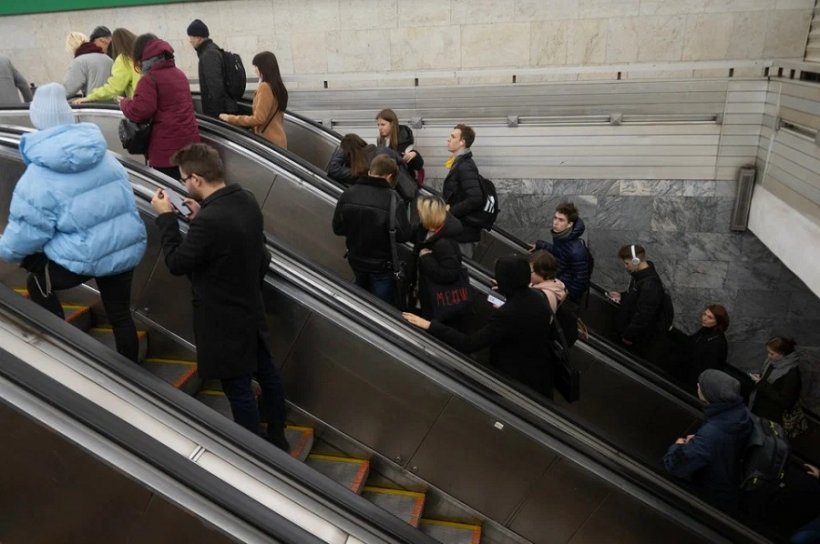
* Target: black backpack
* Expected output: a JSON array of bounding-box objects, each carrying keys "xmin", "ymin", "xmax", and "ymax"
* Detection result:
[
  {"xmin": 463, "ymin": 174, "xmax": 499, "ymax": 230},
  {"xmin": 738, "ymin": 414, "xmax": 790, "ymax": 492},
  {"xmin": 220, "ymin": 49, "xmax": 247, "ymax": 100}
]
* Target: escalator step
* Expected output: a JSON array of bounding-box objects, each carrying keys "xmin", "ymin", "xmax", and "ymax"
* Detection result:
[
  {"xmin": 420, "ymin": 519, "xmax": 482, "ymax": 544},
  {"xmin": 13, "ymin": 289, "xmax": 92, "ymax": 330},
  {"xmin": 142, "ymin": 358, "xmax": 198, "ymax": 394},
  {"xmin": 88, "ymin": 327, "xmax": 148, "ymax": 362},
  {"xmin": 362, "ymin": 486, "xmax": 425, "ymax": 527},
  {"xmin": 195, "ymin": 389, "xmax": 232, "ymax": 418},
  {"xmin": 306, "ymin": 454, "xmax": 369, "ymax": 494},
  {"xmin": 285, "ymin": 425, "xmax": 314, "ymax": 461}
]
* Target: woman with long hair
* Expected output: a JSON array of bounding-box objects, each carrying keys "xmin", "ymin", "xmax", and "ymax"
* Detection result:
[
  {"xmin": 75, "ymin": 28, "xmax": 140, "ymax": 103},
  {"xmin": 327, "ymin": 133, "xmax": 371, "ymax": 185},
  {"xmin": 220, "ymin": 51, "xmax": 288, "ymax": 148},
  {"xmin": 669, "ymin": 304, "xmax": 730, "ymax": 388},
  {"xmin": 376, "ymin": 108, "xmax": 424, "ymax": 182}
]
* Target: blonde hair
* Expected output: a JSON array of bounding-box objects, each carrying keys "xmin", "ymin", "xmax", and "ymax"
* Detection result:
[
  {"xmin": 65, "ymin": 31, "xmax": 88, "ymax": 54},
  {"xmin": 416, "ymin": 196, "xmax": 447, "ymax": 231}
]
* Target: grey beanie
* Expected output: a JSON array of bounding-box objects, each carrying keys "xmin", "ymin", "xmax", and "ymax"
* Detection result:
[
  {"xmin": 698, "ymin": 369, "xmax": 741, "ymax": 403},
  {"xmin": 29, "ymin": 83, "xmax": 74, "ymax": 130}
]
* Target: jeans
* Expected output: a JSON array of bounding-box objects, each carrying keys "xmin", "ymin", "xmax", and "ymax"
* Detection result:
[
  {"xmin": 220, "ymin": 334, "xmax": 288, "ymax": 451},
  {"xmin": 27, "ymin": 261, "xmax": 139, "ymax": 363},
  {"xmin": 354, "ymin": 270, "xmax": 395, "ymax": 305},
  {"xmin": 792, "ymin": 517, "xmax": 820, "ymax": 544}
]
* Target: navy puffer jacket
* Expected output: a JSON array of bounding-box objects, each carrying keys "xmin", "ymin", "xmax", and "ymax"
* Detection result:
[{"xmin": 534, "ymin": 218, "xmax": 590, "ymax": 301}]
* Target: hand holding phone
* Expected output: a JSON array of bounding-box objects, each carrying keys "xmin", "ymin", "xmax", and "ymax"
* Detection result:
[
  {"xmin": 487, "ymin": 293, "xmax": 505, "ymax": 307},
  {"xmin": 165, "ymin": 190, "xmax": 192, "ymax": 217}
]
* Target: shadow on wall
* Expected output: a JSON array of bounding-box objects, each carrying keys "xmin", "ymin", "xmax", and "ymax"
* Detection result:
[{"xmin": 429, "ymin": 176, "xmax": 820, "ymax": 410}]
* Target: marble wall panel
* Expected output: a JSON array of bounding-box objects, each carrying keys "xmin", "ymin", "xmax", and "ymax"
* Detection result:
[
  {"xmin": 734, "ymin": 289, "xmax": 792, "ymax": 317},
  {"xmin": 579, "ymin": 0, "xmax": 641, "ymax": 19},
  {"xmin": 685, "ymin": 232, "xmax": 744, "ymax": 261},
  {"xmin": 515, "ymin": 0, "xmax": 579, "ymax": 21},
  {"xmin": 763, "ymin": 9, "xmax": 813, "ymax": 58},
  {"xmin": 594, "ymin": 196, "xmax": 654, "ymax": 230},
  {"xmin": 389, "ymin": 26, "xmax": 461, "ymax": 70},
  {"xmin": 640, "ymin": 0, "xmax": 707, "ymax": 16},
  {"xmin": 451, "ymin": 0, "xmax": 516, "ymax": 24},
  {"xmin": 279, "ymin": 0, "xmax": 341, "ymax": 33},
  {"xmin": 567, "ymin": 19, "xmax": 608, "ymax": 65},
  {"xmin": 727, "ymin": 12, "xmax": 768, "ymax": 59},
  {"xmin": 461, "ymin": 23, "xmax": 531, "ymax": 68},
  {"xmin": 291, "ymin": 32, "xmax": 329, "ymax": 73},
  {"xmin": 606, "ymin": 18, "xmax": 641, "ymax": 63},
  {"xmin": 704, "ymin": 0, "xmax": 771, "ymax": 12},
  {"xmin": 327, "ymin": 29, "xmax": 391, "ymax": 72},
  {"xmin": 339, "ymin": 0, "xmax": 398, "ymax": 30},
  {"xmin": 671, "ymin": 260, "xmax": 729, "ymax": 289},
  {"xmin": 724, "ymin": 261, "xmax": 783, "ymax": 290},
  {"xmin": 651, "ymin": 197, "xmax": 720, "ymax": 232},
  {"xmin": 398, "ymin": 0, "xmax": 451, "ymax": 27},
  {"xmin": 636, "ymin": 15, "xmax": 686, "ymax": 61},
  {"xmin": 530, "ymin": 21, "xmax": 569, "ymax": 66},
  {"xmin": 681, "ymin": 13, "xmax": 734, "ymax": 61},
  {"xmin": 788, "ymin": 295, "xmax": 820, "ymax": 320}
]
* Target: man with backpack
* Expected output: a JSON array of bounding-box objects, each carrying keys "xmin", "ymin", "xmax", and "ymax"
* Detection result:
[
  {"xmin": 529, "ymin": 201, "xmax": 591, "ymax": 304},
  {"xmin": 187, "ymin": 19, "xmax": 240, "ymax": 118},
  {"xmin": 663, "ymin": 369, "xmax": 753, "ymax": 514},
  {"xmin": 442, "ymin": 124, "xmax": 485, "ymax": 259},
  {"xmin": 607, "ymin": 244, "xmax": 673, "ymax": 355}
]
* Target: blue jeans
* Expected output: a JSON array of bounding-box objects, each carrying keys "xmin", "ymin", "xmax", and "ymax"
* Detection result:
[
  {"xmin": 354, "ymin": 270, "xmax": 395, "ymax": 305},
  {"xmin": 220, "ymin": 335, "xmax": 288, "ymax": 450},
  {"xmin": 792, "ymin": 517, "xmax": 820, "ymax": 544}
]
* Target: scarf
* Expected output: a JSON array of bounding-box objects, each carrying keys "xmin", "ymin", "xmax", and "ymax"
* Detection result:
[
  {"xmin": 760, "ymin": 351, "xmax": 800, "ymax": 384},
  {"xmin": 445, "ymin": 147, "xmax": 470, "ymax": 169},
  {"xmin": 74, "ymin": 41, "xmax": 103, "ymax": 58},
  {"xmin": 552, "ymin": 225, "xmax": 573, "ymax": 239}
]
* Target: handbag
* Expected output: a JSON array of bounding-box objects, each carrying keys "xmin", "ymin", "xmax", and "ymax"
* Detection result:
[
  {"xmin": 388, "ymin": 192, "xmax": 409, "ymax": 310},
  {"xmin": 541, "ymin": 291, "xmax": 580, "ymax": 403},
  {"xmin": 782, "ymin": 404, "xmax": 808, "ymax": 439},
  {"xmin": 118, "ymin": 73, "xmax": 156, "ymax": 155},
  {"xmin": 420, "ymin": 266, "xmax": 471, "ymax": 321}
]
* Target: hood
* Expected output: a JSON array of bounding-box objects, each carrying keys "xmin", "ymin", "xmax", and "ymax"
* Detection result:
[
  {"xmin": 426, "ymin": 213, "xmax": 463, "ymax": 242},
  {"xmin": 704, "ymin": 399, "xmax": 751, "ymax": 432},
  {"xmin": 141, "ymin": 38, "xmax": 174, "ymax": 62},
  {"xmin": 699, "ymin": 369, "xmax": 741, "ymax": 403},
  {"xmin": 631, "ymin": 260, "xmax": 659, "ymax": 280},
  {"xmin": 20, "ymin": 123, "xmax": 107, "ymax": 173},
  {"xmin": 495, "ymin": 255, "xmax": 531, "ymax": 297},
  {"xmin": 74, "ymin": 41, "xmax": 103, "ymax": 58},
  {"xmin": 398, "ymin": 124, "xmax": 414, "ymax": 144}
]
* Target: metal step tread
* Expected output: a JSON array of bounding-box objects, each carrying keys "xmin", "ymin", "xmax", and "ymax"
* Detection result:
[
  {"xmin": 285, "ymin": 425, "xmax": 314, "ymax": 461},
  {"xmin": 88, "ymin": 326, "xmax": 148, "ymax": 362},
  {"xmin": 13, "ymin": 288, "xmax": 92, "ymax": 329},
  {"xmin": 142, "ymin": 357, "xmax": 198, "ymax": 390},
  {"xmin": 420, "ymin": 519, "xmax": 482, "ymax": 544},
  {"xmin": 362, "ymin": 486, "xmax": 426, "ymax": 528},
  {"xmin": 306, "ymin": 454, "xmax": 370, "ymax": 494}
]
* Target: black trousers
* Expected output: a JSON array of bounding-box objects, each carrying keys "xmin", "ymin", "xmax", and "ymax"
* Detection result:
[{"xmin": 27, "ymin": 260, "xmax": 139, "ymax": 363}]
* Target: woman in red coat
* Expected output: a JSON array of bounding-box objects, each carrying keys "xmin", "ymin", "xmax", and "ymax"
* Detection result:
[{"xmin": 118, "ymin": 34, "xmax": 200, "ymax": 180}]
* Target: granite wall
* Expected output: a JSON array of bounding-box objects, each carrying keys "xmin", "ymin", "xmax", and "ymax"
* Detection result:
[{"xmin": 431, "ymin": 176, "xmax": 820, "ymax": 405}]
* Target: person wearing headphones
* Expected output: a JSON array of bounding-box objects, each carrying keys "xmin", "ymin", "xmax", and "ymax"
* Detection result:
[{"xmin": 607, "ymin": 244, "xmax": 670, "ymax": 351}]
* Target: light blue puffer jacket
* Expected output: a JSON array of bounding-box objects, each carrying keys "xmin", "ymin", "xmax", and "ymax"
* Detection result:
[{"xmin": 0, "ymin": 122, "xmax": 147, "ymax": 276}]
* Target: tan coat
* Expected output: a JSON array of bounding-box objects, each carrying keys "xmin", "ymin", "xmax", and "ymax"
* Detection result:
[{"xmin": 222, "ymin": 82, "xmax": 287, "ymax": 148}]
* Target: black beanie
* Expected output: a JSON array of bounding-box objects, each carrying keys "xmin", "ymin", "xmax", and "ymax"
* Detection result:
[
  {"xmin": 186, "ymin": 19, "xmax": 209, "ymax": 38},
  {"xmin": 495, "ymin": 255, "xmax": 531, "ymax": 297},
  {"xmin": 698, "ymin": 369, "xmax": 741, "ymax": 403}
]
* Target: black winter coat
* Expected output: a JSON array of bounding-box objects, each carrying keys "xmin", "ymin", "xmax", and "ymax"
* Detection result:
[
  {"xmin": 196, "ymin": 39, "xmax": 238, "ymax": 118},
  {"xmin": 751, "ymin": 366, "xmax": 802, "ymax": 424},
  {"xmin": 670, "ymin": 326, "xmax": 728, "ymax": 387},
  {"xmin": 395, "ymin": 125, "xmax": 424, "ymax": 175},
  {"xmin": 428, "ymin": 286, "xmax": 553, "ymax": 396},
  {"xmin": 534, "ymin": 218, "xmax": 591, "ymax": 302},
  {"xmin": 412, "ymin": 214, "xmax": 464, "ymax": 319},
  {"xmin": 616, "ymin": 261, "xmax": 665, "ymax": 343},
  {"xmin": 156, "ymin": 184, "xmax": 270, "ymax": 380},
  {"xmin": 332, "ymin": 177, "xmax": 412, "ymax": 273},
  {"xmin": 442, "ymin": 151, "xmax": 484, "ymax": 243},
  {"xmin": 327, "ymin": 145, "xmax": 402, "ymax": 187}
]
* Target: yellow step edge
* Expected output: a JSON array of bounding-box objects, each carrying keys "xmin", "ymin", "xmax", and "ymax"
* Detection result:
[
  {"xmin": 62, "ymin": 304, "xmax": 89, "ymax": 310},
  {"xmin": 420, "ymin": 519, "xmax": 482, "ymax": 530},
  {"xmin": 90, "ymin": 327, "xmax": 147, "ymax": 338},
  {"xmin": 363, "ymin": 486, "xmax": 425, "ymax": 498},
  {"xmin": 286, "ymin": 425, "xmax": 314, "ymax": 433},
  {"xmin": 307, "ymin": 453, "xmax": 369, "ymax": 465},
  {"xmin": 199, "ymin": 389, "xmax": 225, "ymax": 396},
  {"xmin": 143, "ymin": 357, "xmax": 196, "ymax": 366}
]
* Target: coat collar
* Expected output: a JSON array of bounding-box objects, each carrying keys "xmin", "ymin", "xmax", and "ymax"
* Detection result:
[{"xmin": 200, "ymin": 183, "xmax": 240, "ymax": 207}]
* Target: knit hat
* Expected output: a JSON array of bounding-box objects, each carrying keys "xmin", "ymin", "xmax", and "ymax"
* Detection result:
[
  {"xmin": 89, "ymin": 26, "xmax": 111, "ymax": 41},
  {"xmin": 698, "ymin": 369, "xmax": 741, "ymax": 404},
  {"xmin": 186, "ymin": 19, "xmax": 209, "ymax": 38},
  {"xmin": 65, "ymin": 31, "xmax": 88, "ymax": 53},
  {"xmin": 29, "ymin": 83, "xmax": 74, "ymax": 130}
]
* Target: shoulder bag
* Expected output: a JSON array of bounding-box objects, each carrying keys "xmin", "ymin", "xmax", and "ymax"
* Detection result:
[
  {"xmin": 541, "ymin": 291, "xmax": 580, "ymax": 403},
  {"xmin": 118, "ymin": 73, "xmax": 157, "ymax": 155}
]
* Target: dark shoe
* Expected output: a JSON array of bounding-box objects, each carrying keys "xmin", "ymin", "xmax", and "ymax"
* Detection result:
[{"xmin": 267, "ymin": 428, "xmax": 290, "ymax": 452}]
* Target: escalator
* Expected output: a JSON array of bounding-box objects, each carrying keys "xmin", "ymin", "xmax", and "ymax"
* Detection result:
[{"xmin": 0, "ymin": 126, "xmax": 778, "ymax": 540}]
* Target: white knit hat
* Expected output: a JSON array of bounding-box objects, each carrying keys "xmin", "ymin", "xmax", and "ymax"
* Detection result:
[{"xmin": 29, "ymin": 83, "xmax": 74, "ymax": 130}]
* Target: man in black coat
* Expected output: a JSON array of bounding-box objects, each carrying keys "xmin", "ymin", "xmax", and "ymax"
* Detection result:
[
  {"xmin": 403, "ymin": 255, "xmax": 554, "ymax": 398},
  {"xmin": 332, "ymin": 154, "xmax": 412, "ymax": 305},
  {"xmin": 442, "ymin": 124, "xmax": 484, "ymax": 258},
  {"xmin": 187, "ymin": 19, "xmax": 238, "ymax": 118},
  {"xmin": 607, "ymin": 244, "xmax": 670, "ymax": 353},
  {"xmin": 150, "ymin": 143, "xmax": 288, "ymax": 451}
]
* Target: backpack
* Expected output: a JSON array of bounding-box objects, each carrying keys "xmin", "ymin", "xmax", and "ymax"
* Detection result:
[
  {"xmin": 462, "ymin": 174, "xmax": 499, "ymax": 230},
  {"xmin": 555, "ymin": 302, "xmax": 579, "ymax": 347},
  {"xmin": 738, "ymin": 414, "xmax": 789, "ymax": 492},
  {"xmin": 579, "ymin": 238, "xmax": 594, "ymax": 281},
  {"xmin": 658, "ymin": 288, "xmax": 674, "ymax": 332},
  {"xmin": 220, "ymin": 49, "xmax": 247, "ymax": 100}
]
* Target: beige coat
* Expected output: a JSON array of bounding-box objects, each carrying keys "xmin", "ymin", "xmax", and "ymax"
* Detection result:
[{"xmin": 222, "ymin": 82, "xmax": 287, "ymax": 148}]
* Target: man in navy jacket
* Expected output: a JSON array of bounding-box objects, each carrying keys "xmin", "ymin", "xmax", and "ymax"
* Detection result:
[{"xmin": 530, "ymin": 201, "xmax": 590, "ymax": 303}]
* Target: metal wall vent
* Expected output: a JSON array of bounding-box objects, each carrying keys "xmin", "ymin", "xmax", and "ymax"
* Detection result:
[{"xmin": 730, "ymin": 166, "xmax": 757, "ymax": 232}]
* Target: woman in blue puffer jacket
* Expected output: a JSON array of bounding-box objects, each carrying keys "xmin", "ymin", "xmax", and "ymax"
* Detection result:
[{"xmin": 0, "ymin": 83, "xmax": 147, "ymax": 362}]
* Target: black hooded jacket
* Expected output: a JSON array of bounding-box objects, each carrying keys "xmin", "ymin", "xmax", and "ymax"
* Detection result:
[
  {"xmin": 195, "ymin": 38, "xmax": 238, "ymax": 117},
  {"xmin": 616, "ymin": 261, "xmax": 666, "ymax": 343},
  {"xmin": 428, "ymin": 256, "xmax": 554, "ymax": 395},
  {"xmin": 412, "ymin": 213, "xmax": 464, "ymax": 318},
  {"xmin": 442, "ymin": 151, "xmax": 484, "ymax": 243}
]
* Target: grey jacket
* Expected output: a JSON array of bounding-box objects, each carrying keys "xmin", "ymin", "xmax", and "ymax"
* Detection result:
[
  {"xmin": 63, "ymin": 53, "xmax": 113, "ymax": 97},
  {"xmin": 0, "ymin": 56, "xmax": 32, "ymax": 104}
]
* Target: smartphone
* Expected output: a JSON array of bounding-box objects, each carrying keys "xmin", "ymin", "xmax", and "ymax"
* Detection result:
[
  {"xmin": 165, "ymin": 190, "xmax": 192, "ymax": 217},
  {"xmin": 487, "ymin": 293, "xmax": 505, "ymax": 307}
]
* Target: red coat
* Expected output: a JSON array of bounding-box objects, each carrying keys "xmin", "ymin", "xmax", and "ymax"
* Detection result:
[{"xmin": 120, "ymin": 39, "xmax": 200, "ymax": 168}]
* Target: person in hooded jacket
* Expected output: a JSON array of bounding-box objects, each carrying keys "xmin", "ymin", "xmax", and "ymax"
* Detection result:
[
  {"xmin": 663, "ymin": 369, "xmax": 753, "ymax": 514},
  {"xmin": 328, "ymin": 133, "xmax": 403, "ymax": 186},
  {"xmin": 119, "ymin": 34, "xmax": 200, "ymax": 180},
  {"xmin": 403, "ymin": 255, "xmax": 554, "ymax": 397},
  {"xmin": 669, "ymin": 304, "xmax": 730, "ymax": 389},
  {"xmin": 0, "ymin": 83, "xmax": 147, "ymax": 363},
  {"xmin": 528, "ymin": 250, "xmax": 567, "ymax": 314},
  {"xmin": 530, "ymin": 201, "xmax": 590, "ymax": 303},
  {"xmin": 411, "ymin": 195, "xmax": 467, "ymax": 322},
  {"xmin": 63, "ymin": 29, "xmax": 113, "ymax": 98},
  {"xmin": 749, "ymin": 336, "xmax": 802, "ymax": 427}
]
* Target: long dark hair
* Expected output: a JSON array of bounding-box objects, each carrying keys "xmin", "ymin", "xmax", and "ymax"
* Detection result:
[
  {"xmin": 253, "ymin": 51, "xmax": 288, "ymax": 113},
  {"xmin": 132, "ymin": 33, "xmax": 158, "ymax": 64},
  {"xmin": 339, "ymin": 133, "xmax": 369, "ymax": 177},
  {"xmin": 376, "ymin": 108, "xmax": 399, "ymax": 149},
  {"xmin": 111, "ymin": 28, "xmax": 137, "ymax": 61}
]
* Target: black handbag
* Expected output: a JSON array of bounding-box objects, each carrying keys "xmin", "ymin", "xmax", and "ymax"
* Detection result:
[
  {"xmin": 118, "ymin": 73, "xmax": 156, "ymax": 155},
  {"xmin": 388, "ymin": 192, "xmax": 410, "ymax": 310},
  {"xmin": 420, "ymin": 266, "xmax": 471, "ymax": 321},
  {"xmin": 542, "ymin": 292, "xmax": 580, "ymax": 403}
]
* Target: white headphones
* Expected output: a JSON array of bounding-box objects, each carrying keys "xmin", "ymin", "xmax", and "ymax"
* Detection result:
[{"xmin": 630, "ymin": 245, "xmax": 641, "ymax": 266}]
